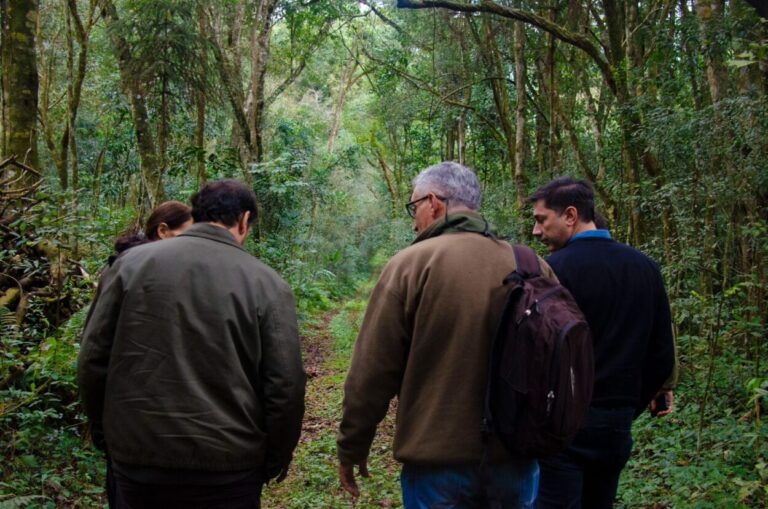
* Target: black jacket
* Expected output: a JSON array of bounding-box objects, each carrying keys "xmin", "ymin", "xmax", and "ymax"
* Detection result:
[{"xmin": 546, "ymin": 236, "xmax": 675, "ymax": 415}]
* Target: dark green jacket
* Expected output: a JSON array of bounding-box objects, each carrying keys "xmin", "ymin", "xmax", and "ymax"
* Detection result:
[{"xmin": 78, "ymin": 223, "xmax": 305, "ymax": 476}]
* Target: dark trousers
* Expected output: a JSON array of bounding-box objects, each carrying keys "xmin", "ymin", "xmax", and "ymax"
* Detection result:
[
  {"xmin": 106, "ymin": 457, "xmax": 117, "ymax": 508},
  {"xmin": 536, "ymin": 406, "xmax": 634, "ymax": 509},
  {"xmin": 113, "ymin": 469, "xmax": 263, "ymax": 509}
]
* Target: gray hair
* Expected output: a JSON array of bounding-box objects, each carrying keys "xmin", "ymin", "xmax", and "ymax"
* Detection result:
[{"xmin": 412, "ymin": 161, "xmax": 481, "ymax": 211}]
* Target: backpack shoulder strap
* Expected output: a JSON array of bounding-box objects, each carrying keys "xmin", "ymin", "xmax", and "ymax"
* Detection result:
[{"xmin": 511, "ymin": 244, "xmax": 542, "ymax": 278}]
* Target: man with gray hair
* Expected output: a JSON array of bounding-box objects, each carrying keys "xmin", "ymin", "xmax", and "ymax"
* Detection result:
[{"xmin": 337, "ymin": 161, "xmax": 556, "ymax": 507}]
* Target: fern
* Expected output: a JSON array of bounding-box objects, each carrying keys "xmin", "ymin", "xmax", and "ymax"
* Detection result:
[
  {"xmin": 0, "ymin": 495, "xmax": 47, "ymax": 509},
  {"xmin": 0, "ymin": 306, "xmax": 17, "ymax": 340}
]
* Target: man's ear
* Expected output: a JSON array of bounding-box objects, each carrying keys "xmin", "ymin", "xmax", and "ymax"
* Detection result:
[
  {"xmin": 563, "ymin": 205, "xmax": 579, "ymax": 226},
  {"xmin": 430, "ymin": 193, "xmax": 445, "ymax": 219},
  {"xmin": 238, "ymin": 211, "xmax": 251, "ymax": 236}
]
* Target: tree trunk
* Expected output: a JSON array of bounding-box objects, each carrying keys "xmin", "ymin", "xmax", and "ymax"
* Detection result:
[
  {"xmin": 471, "ymin": 16, "xmax": 521, "ymax": 205},
  {"xmin": 603, "ymin": 0, "xmax": 643, "ymax": 244},
  {"xmin": 102, "ymin": 0, "xmax": 162, "ymax": 207},
  {"xmin": 445, "ymin": 121, "xmax": 455, "ymax": 161},
  {"xmin": 158, "ymin": 74, "xmax": 169, "ymax": 179},
  {"xmin": 680, "ymin": 0, "xmax": 706, "ymax": 109},
  {"xmin": 545, "ymin": 3, "xmax": 560, "ymax": 176},
  {"xmin": 328, "ymin": 58, "xmax": 359, "ymax": 152},
  {"xmin": 1, "ymin": 0, "xmax": 40, "ymax": 178},
  {"xmin": 245, "ymin": 0, "xmax": 279, "ymax": 166},
  {"xmin": 513, "ymin": 12, "xmax": 527, "ymax": 224},
  {"xmin": 371, "ymin": 138, "xmax": 399, "ymax": 212},
  {"xmin": 695, "ymin": 0, "xmax": 729, "ymax": 104},
  {"xmin": 66, "ymin": 0, "xmax": 95, "ymax": 192},
  {"xmin": 195, "ymin": 90, "xmax": 206, "ymax": 186}
]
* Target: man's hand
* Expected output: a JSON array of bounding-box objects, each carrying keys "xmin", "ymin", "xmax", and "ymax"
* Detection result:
[
  {"xmin": 650, "ymin": 389, "xmax": 674, "ymax": 417},
  {"xmin": 339, "ymin": 461, "xmax": 370, "ymax": 498}
]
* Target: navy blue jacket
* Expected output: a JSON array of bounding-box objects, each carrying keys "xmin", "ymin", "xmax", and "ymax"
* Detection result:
[{"xmin": 546, "ymin": 237, "xmax": 675, "ymax": 414}]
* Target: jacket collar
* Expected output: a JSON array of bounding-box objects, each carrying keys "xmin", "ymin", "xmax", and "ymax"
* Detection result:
[
  {"xmin": 180, "ymin": 222, "xmax": 245, "ymax": 251},
  {"xmin": 413, "ymin": 211, "xmax": 498, "ymax": 244}
]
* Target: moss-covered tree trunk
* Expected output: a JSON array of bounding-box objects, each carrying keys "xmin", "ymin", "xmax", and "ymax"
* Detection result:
[
  {"xmin": 1, "ymin": 0, "xmax": 40, "ymax": 178},
  {"xmin": 101, "ymin": 0, "xmax": 162, "ymax": 208},
  {"xmin": 245, "ymin": 0, "xmax": 278, "ymax": 167}
]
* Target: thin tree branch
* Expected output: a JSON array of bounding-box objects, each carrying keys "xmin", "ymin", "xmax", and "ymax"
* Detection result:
[
  {"xmin": 396, "ymin": 0, "xmax": 617, "ymax": 95},
  {"xmin": 360, "ymin": 45, "xmax": 507, "ymax": 146},
  {"xmin": 360, "ymin": 0, "xmax": 405, "ymax": 35}
]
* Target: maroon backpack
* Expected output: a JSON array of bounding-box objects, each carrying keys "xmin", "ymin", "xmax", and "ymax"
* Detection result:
[{"xmin": 483, "ymin": 244, "xmax": 594, "ymax": 458}]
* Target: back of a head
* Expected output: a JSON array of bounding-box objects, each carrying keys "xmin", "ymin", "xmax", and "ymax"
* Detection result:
[
  {"xmin": 114, "ymin": 232, "xmax": 148, "ymax": 254},
  {"xmin": 113, "ymin": 201, "xmax": 192, "ymax": 256},
  {"xmin": 145, "ymin": 201, "xmax": 192, "ymax": 241},
  {"xmin": 528, "ymin": 176, "xmax": 595, "ymax": 223},
  {"xmin": 191, "ymin": 179, "xmax": 258, "ymax": 227},
  {"xmin": 413, "ymin": 161, "xmax": 481, "ymax": 211}
]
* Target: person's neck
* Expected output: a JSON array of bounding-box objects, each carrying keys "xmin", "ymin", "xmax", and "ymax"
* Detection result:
[
  {"xmin": 208, "ymin": 221, "xmax": 245, "ymax": 245},
  {"xmin": 445, "ymin": 206, "xmax": 474, "ymax": 215},
  {"xmin": 572, "ymin": 221, "xmax": 597, "ymax": 236}
]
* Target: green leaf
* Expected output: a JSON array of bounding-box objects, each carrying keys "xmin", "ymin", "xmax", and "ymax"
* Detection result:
[
  {"xmin": 727, "ymin": 59, "xmax": 756, "ymax": 69},
  {"xmin": 18, "ymin": 455, "xmax": 38, "ymax": 468}
]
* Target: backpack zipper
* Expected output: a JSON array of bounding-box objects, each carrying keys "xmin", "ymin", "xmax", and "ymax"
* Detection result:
[
  {"xmin": 515, "ymin": 286, "xmax": 564, "ymax": 325},
  {"xmin": 546, "ymin": 320, "xmax": 579, "ymax": 416}
]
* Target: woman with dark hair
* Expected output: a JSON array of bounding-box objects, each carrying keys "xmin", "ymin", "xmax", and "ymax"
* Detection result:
[{"xmin": 112, "ymin": 201, "xmax": 193, "ymax": 259}]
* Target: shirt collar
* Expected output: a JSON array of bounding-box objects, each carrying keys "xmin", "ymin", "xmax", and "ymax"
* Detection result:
[{"xmin": 568, "ymin": 229, "xmax": 612, "ymax": 244}]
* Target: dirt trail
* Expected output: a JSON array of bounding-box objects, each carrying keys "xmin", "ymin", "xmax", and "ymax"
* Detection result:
[
  {"xmin": 297, "ymin": 309, "xmax": 340, "ymax": 444},
  {"xmin": 264, "ymin": 304, "xmax": 401, "ymax": 508},
  {"xmin": 301, "ymin": 309, "xmax": 337, "ymax": 379}
]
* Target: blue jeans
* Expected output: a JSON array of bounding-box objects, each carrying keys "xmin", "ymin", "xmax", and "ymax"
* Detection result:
[
  {"xmin": 537, "ymin": 406, "xmax": 635, "ymax": 509},
  {"xmin": 401, "ymin": 460, "xmax": 539, "ymax": 509}
]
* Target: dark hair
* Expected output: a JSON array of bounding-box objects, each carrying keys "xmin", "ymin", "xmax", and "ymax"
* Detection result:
[
  {"xmin": 594, "ymin": 210, "xmax": 609, "ymax": 230},
  {"xmin": 528, "ymin": 177, "xmax": 595, "ymax": 223},
  {"xmin": 146, "ymin": 201, "xmax": 193, "ymax": 240},
  {"xmin": 191, "ymin": 179, "xmax": 257, "ymax": 227},
  {"xmin": 114, "ymin": 201, "xmax": 192, "ymax": 254},
  {"xmin": 114, "ymin": 231, "xmax": 148, "ymax": 254}
]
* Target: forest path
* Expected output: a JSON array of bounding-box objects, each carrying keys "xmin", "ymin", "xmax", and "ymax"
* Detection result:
[{"xmin": 262, "ymin": 300, "xmax": 401, "ymax": 508}]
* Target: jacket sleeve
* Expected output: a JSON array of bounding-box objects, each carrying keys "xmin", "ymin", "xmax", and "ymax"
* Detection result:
[
  {"xmin": 260, "ymin": 282, "xmax": 306, "ymax": 480},
  {"xmin": 337, "ymin": 264, "xmax": 409, "ymax": 465},
  {"xmin": 77, "ymin": 266, "xmax": 123, "ymax": 449},
  {"xmin": 636, "ymin": 266, "xmax": 676, "ymax": 416}
]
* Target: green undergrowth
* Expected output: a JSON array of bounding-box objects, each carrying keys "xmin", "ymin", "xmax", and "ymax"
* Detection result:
[
  {"xmin": 3, "ymin": 279, "xmax": 764, "ymax": 507},
  {"xmin": 619, "ymin": 355, "xmax": 767, "ymax": 508},
  {"xmin": 0, "ymin": 306, "xmax": 107, "ymax": 508}
]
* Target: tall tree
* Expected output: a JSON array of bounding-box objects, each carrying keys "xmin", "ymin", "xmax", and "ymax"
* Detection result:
[
  {"xmin": 101, "ymin": 0, "xmax": 209, "ymax": 207},
  {"xmin": 38, "ymin": 0, "xmax": 99, "ymax": 191},
  {"xmin": 1, "ymin": 0, "xmax": 40, "ymax": 178}
]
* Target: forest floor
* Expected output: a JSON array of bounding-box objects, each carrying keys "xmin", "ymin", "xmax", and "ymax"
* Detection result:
[
  {"xmin": 262, "ymin": 300, "xmax": 402, "ymax": 508},
  {"xmin": 262, "ymin": 297, "xmax": 768, "ymax": 509},
  {"xmin": 3, "ymin": 293, "xmax": 764, "ymax": 508}
]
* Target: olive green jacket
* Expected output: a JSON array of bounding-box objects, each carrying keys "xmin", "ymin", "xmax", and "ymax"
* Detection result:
[
  {"xmin": 78, "ymin": 223, "xmax": 305, "ymax": 476},
  {"xmin": 337, "ymin": 212, "xmax": 557, "ymax": 465}
]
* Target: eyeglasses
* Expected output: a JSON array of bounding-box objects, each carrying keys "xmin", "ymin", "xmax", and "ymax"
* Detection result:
[{"xmin": 405, "ymin": 194, "xmax": 446, "ymax": 218}]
